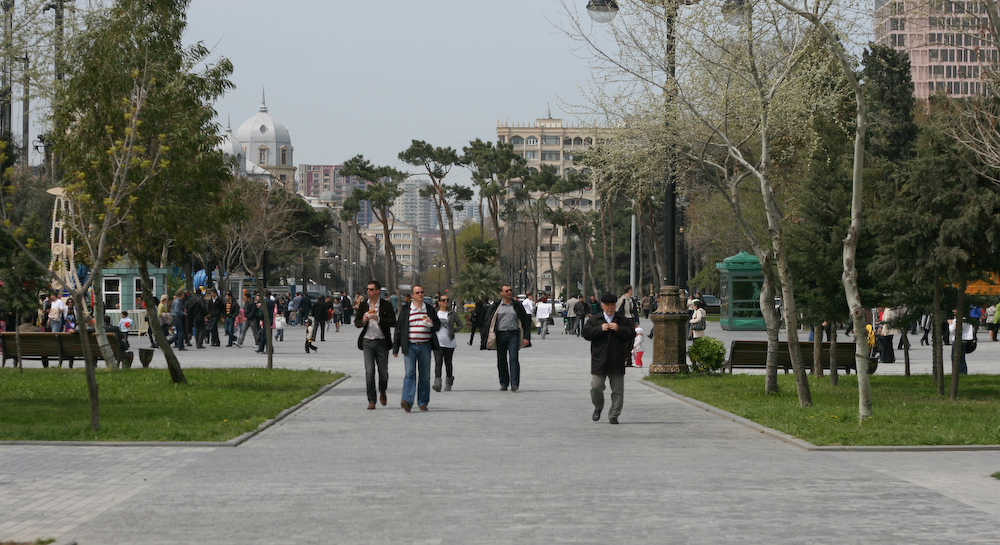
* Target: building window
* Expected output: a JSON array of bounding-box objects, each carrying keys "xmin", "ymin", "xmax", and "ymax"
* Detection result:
[
  {"xmin": 510, "ymin": 136, "xmax": 524, "ymax": 146},
  {"xmin": 525, "ymin": 136, "xmax": 538, "ymax": 145},
  {"xmin": 134, "ymin": 277, "xmax": 155, "ymax": 300},
  {"xmin": 498, "ymin": 136, "xmax": 505, "ymax": 144},
  {"xmin": 541, "ymin": 135, "xmax": 560, "ymax": 145},
  {"xmin": 280, "ymin": 147, "xmax": 288, "ymax": 165},
  {"xmin": 563, "ymin": 137, "xmax": 572, "ymax": 146},
  {"xmin": 541, "ymin": 151, "xmax": 561, "ymax": 161},
  {"xmin": 583, "ymin": 137, "xmax": 593, "ymax": 145},
  {"xmin": 524, "ymin": 150, "xmax": 539, "ymax": 160},
  {"xmin": 258, "ymin": 147, "xmax": 267, "ymax": 164},
  {"xmin": 104, "ymin": 277, "xmax": 121, "ymax": 310},
  {"xmin": 573, "ymin": 137, "xmax": 583, "ymax": 146}
]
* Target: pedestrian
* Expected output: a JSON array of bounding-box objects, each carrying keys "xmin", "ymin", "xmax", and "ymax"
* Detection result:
[
  {"xmin": 566, "ymin": 293, "xmax": 579, "ymax": 336},
  {"xmin": 481, "ymin": 284, "xmax": 532, "ymax": 392},
  {"xmin": 583, "ymin": 292, "xmax": 636, "ymax": 425},
  {"xmin": 467, "ymin": 298, "xmax": 486, "ymax": 345},
  {"xmin": 304, "ymin": 316, "xmax": 318, "ymax": 353},
  {"xmin": 288, "ymin": 292, "xmax": 302, "ymax": 326},
  {"xmin": 356, "ymin": 280, "xmax": 396, "ymax": 409},
  {"xmin": 617, "ymin": 285, "xmax": 637, "ymax": 326},
  {"xmin": 223, "ymin": 291, "xmax": 239, "ymax": 346},
  {"xmin": 157, "ymin": 294, "xmax": 172, "ymax": 345},
  {"xmin": 522, "ymin": 293, "xmax": 535, "ymax": 318},
  {"xmin": 633, "ymin": 326, "xmax": 644, "ymax": 367},
  {"xmin": 254, "ymin": 292, "xmax": 275, "ymax": 353},
  {"xmin": 689, "ymin": 299, "xmax": 707, "ymax": 339},
  {"xmin": 236, "ymin": 292, "xmax": 259, "ymax": 348},
  {"xmin": 312, "ymin": 295, "xmax": 329, "ymax": 341},
  {"xmin": 880, "ymin": 307, "xmax": 898, "ymax": 363},
  {"xmin": 393, "ymin": 285, "xmax": 440, "ymax": 412},
  {"xmin": 573, "ymin": 295, "xmax": 589, "ymax": 336},
  {"xmin": 948, "ymin": 311, "xmax": 974, "ymax": 375},
  {"xmin": 185, "ymin": 288, "xmax": 207, "ymax": 349},
  {"xmin": 299, "ymin": 293, "xmax": 313, "ymax": 327},
  {"xmin": 641, "ymin": 293, "xmax": 654, "ymax": 319},
  {"xmin": 117, "ymin": 310, "xmax": 133, "ymax": 337},
  {"xmin": 332, "ymin": 295, "xmax": 344, "ymax": 333},
  {"xmin": 168, "ymin": 289, "xmax": 187, "ymax": 350},
  {"xmin": 918, "ymin": 312, "xmax": 932, "ymax": 346},
  {"xmin": 206, "ymin": 288, "xmax": 223, "ymax": 346},
  {"xmin": 987, "ymin": 303, "xmax": 998, "ymax": 342},
  {"xmin": 535, "ymin": 296, "xmax": 553, "ymax": 338},
  {"xmin": 432, "ymin": 293, "xmax": 463, "ymax": 392},
  {"xmin": 46, "ymin": 293, "xmax": 66, "ymax": 333}
]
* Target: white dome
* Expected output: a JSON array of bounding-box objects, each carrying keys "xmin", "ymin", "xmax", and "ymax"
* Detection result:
[
  {"xmin": 216, "ymin": 120, "xmax": 246, "ymax": 173},
  {"xmin": 234, "ymin": 94, "xmax": 292, "ymax": 167}
]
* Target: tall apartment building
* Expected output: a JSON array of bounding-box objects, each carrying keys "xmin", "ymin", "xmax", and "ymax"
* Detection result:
[
  {"xmin": 297, "ymin": 164, "xmax": 375, "ymax": 227},
  {"xmin": 392, "ymin": 177, "xmax": 439, "ymax": 235},
  {"xmin": 874, "ymin": 0, "xmax": 998, "ymax": 99},
  {"xmin": 496, "ymin": 117, "xmax": 607, "ymax": 296}
]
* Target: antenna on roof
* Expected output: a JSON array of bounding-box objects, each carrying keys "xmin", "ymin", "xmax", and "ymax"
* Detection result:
[{"xmin": 547, "ymin": 103, "xmax": 552, "ymax": 119}]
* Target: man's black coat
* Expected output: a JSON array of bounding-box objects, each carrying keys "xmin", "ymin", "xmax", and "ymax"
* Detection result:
[{"xmin": 581, "ymin": 311, "xmax": 635, "ymax": 375}]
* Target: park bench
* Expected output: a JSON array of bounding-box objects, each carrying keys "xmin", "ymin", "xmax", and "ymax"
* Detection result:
[
  {"xmin": 725, "ymin": 340, "xmax": 877, "ymax": 374},
  {"xmin": 0, "ymin": 332, "xmax": 125, "ymax": 368}
]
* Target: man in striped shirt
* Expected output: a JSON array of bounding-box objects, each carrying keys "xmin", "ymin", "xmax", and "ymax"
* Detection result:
[{"xmin": 393, "ymin": 285, "xmax": 441, "ymax": 412}]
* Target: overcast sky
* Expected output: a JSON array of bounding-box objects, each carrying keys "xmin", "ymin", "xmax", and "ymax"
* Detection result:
[{"xmin": 182, "ymin": 0, "xmax": 601, "ymax": 183}]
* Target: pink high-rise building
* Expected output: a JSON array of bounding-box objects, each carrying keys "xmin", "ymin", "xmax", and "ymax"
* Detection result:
[{"xmin": 874, "ymin": 0, "xmax": 998, "ymax": 99}]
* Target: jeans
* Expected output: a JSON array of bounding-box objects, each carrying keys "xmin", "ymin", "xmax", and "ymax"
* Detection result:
[
  {"xmin": 950, "ymin": 341, "xmax": 969, "ymax": 374},
  {"xmin": 433, "ymin": 347, "xmax": 455, "ymax": 378},
  {"xmin": 363, "ymin": 338, "xmax": 390, "ymax": 404},
  {"xmin": 496, "ymin": 330, "xmax": 521, "ymax": 389},
  {"xmin": 538, "ymin": 319, "xmax": 549, "ymax": 338},
  {"xmin": 170, "ymin": 314, "xmax": 186, "ymax": 349},
  {"xmin": 238, "ymin": 319, "xmax": 259, "ymax": 347},
  {"xmin": 208, "ymin": 316, "xmax": 221, "ymax": 345},
  {"xmin": 48, "ymin": 319, "xmax": 63, "ymax": 333},
  {"xmin": 402, "ymin": 342, "xmax": 432, "ymax": 407},
  {"xmin": 224, "ymin": 317, "xmax": 236, "ymax": 346}
]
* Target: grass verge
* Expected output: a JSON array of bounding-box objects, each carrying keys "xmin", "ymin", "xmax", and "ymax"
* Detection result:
[
  {"xmin": 645, "ymin": 373, "xmax": 1000, "ymax": 446},
  {"xmin": 0, "ymin": 367, "xmax": 343, "ymax": 442}
]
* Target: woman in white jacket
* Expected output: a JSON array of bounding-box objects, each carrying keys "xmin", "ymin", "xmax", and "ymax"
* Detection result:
[{"xmin": 689, "ymin": 301, "xmax": 707, "ymax": 339}]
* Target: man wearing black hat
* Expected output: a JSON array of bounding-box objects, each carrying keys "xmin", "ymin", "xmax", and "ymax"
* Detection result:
[{"xmin": 582, "ymin": 292, "xmax": 636, "ymax": 424}]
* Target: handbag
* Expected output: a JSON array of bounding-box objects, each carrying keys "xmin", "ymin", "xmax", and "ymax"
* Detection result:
[
  {"xmin": 159, "ymin": 312, "xmax": 173, "ymax": 325},
  {"xmin": 692, "ymin": 318, "xmax": 706, "ymax": 331},
  {"xmin": 964, "ymin": 339, "xmax": 977, "ymax": 354}
]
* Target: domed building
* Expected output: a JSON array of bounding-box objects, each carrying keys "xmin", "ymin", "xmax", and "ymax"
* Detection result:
[{"xmin": 230, "ymin": 92, "xmax": 296, "ymax": 190}]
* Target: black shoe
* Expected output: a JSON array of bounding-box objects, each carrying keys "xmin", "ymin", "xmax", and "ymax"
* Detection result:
[
  {"xmin": 511, "ymin": 385, "xmax": 518, "ymax": 392},
  {"xmin": 500, "ymin": 386, "xmax": 508, "ymax": 391},
  {"xmin": 609, "ymin": 416, "xmax": 619, "ymax": 425},
  {"xmin": 593, "ymin": 410, "xmax": 601, "ymax": 421}
]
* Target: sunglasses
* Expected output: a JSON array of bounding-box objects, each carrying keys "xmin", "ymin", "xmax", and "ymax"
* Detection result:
[
  {"xmin": 440, "ymin": 299, "xmax": 449, "ymax": 302},
  {"xmin": 367, "ymin": 287, "xmax": 378, "ymax": 291},
  {"xmin": 502, "ymin": 289, "xmax": 512, "ymax": 293},
  {"xmin": 414, "ymin": 291, "xmax": 424, "ymax": 295}
]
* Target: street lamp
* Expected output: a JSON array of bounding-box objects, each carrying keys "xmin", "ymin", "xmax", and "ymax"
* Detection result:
[{"xmin": 586, "ymin": 0, "xmax": 619, "ymax": 23}]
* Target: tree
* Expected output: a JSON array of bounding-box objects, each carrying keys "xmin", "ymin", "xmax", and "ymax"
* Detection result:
[
  {"xmin": 340, "ymin": 191, "xmax": 378, "ymax": 281},
  {"xmin": 454, "ymin": 262, "xmax": 502, "ymax": 303},
  {"xmin": 59, "ymin": 0, "xmax": 234, "ymax": 385},
  {"xmin": 341, "ymin": 155, "xmax": 405, "ymax": 291},
  {"xmin": 461, "ymin": 138, "xmax": 528, "ymax": 261},
  {"xmin": 399, "ymin": 140, "xmax": 461, "ymax": 287}
]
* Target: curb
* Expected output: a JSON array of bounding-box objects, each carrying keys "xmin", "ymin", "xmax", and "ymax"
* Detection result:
[
  {"xmin": 0, "ymin": 374, "xmax": 351, "ymax": 448},
  {"xmin": 639, "ymin": 379, "xmax": 1000, "ymax": 452}
]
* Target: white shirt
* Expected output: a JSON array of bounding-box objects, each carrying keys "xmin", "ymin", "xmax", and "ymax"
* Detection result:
[
  {"xmin": 604, "ymin": 312, "xmax": 615, "ymax": 324},
  {"xmin": 363, "ymin": 298, "xmax": 384, "ymax": 341},
  {"xmin": 522, "ymin": 298, "xmax": 535, "ymax": 316},
  {"xmin": 436, "ymin": 310, "xmax": 456, "ymax": 349},
  {"xmin": 536, "ymin": 302, "xmax": 552, "ymax": 320}
]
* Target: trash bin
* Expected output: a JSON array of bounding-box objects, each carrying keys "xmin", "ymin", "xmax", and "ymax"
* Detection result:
[
  {"xmin": 138, "ymin": 348, "xmax": 155, "ymax": 368},
  {"xmin": 879, "ymin": 335, "xmax": 895, "ymax": 363}
]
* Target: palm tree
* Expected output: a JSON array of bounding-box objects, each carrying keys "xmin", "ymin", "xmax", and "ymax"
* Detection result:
[
  {"xmin": 454, "ymin": 263, "xmax": 501, "ymax": 302},
  {"xmin": 462, "ymin": 236, "xmax": 499, "ymax": 265}
]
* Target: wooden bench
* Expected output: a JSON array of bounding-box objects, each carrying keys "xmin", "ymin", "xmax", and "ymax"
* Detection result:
[
  {"xmin": 726, "ymin": 340, "xmax": 877, "ymax": 374},
  {"xmin": 0, "ymin": 332, "xmax": 125, "ymax": 368}
]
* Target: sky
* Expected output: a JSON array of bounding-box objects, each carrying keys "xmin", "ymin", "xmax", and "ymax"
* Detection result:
[{"xmin": 181, "ymin": 0, "xmax": 604, "ymax": 184}]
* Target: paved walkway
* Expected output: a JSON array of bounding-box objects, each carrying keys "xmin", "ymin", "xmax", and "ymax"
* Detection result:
[{"xmin": 1, "ymin": 321, "xmax": 998, "ymax": 544}]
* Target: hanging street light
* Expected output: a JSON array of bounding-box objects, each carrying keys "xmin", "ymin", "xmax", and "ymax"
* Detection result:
[{"xmin": 586, "ymin": 0, "xmax": 619, "ymax": 24}]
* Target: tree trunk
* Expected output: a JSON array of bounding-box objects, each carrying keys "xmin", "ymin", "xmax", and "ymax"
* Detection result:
[
  {"xmin": 72, "ymin": 292, "xmax": 100, "ymax": 431},
  {"xmin": 829, "ymin": 326, "xmax": 839, "ymax": 386},
  {"xmin": 139, "ymin": 260, "xmax": 186, "ymax": 384},
  {"xmin": 90, "ymin": 269, "xmax": 119, "ymax": 369},
  {"xmin": 14, "ymin": 310, "xmax": 23, "ymax": 373},
  {"xmin": 759, "ymin": 264, "xmax": 780, "ymax": 395},
  {"xmin": 933, "ymin": 281, "xmax": 944, "ymax": 395},
  {"xmin": 445, "ymin": 202, "xmax": 460, "ymax": 286},
  {"xmin": 432, "ymin": 188, "xmax": 452, "ymax": 289},
  {"xmin": 902, "ymin": 326, "xmax": 911, "ymax": 377}
]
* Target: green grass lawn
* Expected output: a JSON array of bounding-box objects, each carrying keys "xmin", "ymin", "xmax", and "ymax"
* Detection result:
[
  {"xmin": 645, "ymin": 373, "xmax": 1000, "ymax": 446},
  {"xmin": 0, "ymin": 367, "xmax": 343, "ymax": 442}
]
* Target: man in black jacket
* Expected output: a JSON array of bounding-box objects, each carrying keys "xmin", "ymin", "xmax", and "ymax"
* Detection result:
[
  {"xmin": 312, "ymin": 295, "xmax": 330, "ymax": 341},
  {"xmin": 582, "ymin": 292, "xmax": 636, "ymax": 424},
  {"xmin": 355, "ymin": 280, "xmax": 397, "ymax": 409},
  {"xmin": 206, "ymin": 288, "xmax": 225, "ymax": 347},
  {"xmin": 185, "ymin": 289, "xmax": 207, "ymax": 349},
  {"xmin": 480, "ymin": 285, "xmax": 532, "ymax": 392}
]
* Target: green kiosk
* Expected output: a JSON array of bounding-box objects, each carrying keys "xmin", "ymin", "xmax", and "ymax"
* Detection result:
[{"xmin": 716, "ymin": 251, "xmax": 766, "ymax": 331}]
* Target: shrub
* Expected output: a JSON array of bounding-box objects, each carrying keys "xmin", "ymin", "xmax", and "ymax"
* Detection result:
[{"xmin": 688, "ymin": 336, "xmax": 726, "ymax": 374}]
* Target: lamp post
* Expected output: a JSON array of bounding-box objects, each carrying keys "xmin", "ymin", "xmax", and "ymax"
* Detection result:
[{"xmin": 585, "ymin": 0, "xmax": 688, "ymax": 373}]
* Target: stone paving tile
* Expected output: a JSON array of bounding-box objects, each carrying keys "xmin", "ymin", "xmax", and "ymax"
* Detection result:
[{"xmin": 3, "ymin": 325, "xmax": 998, "ymax": 544}]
